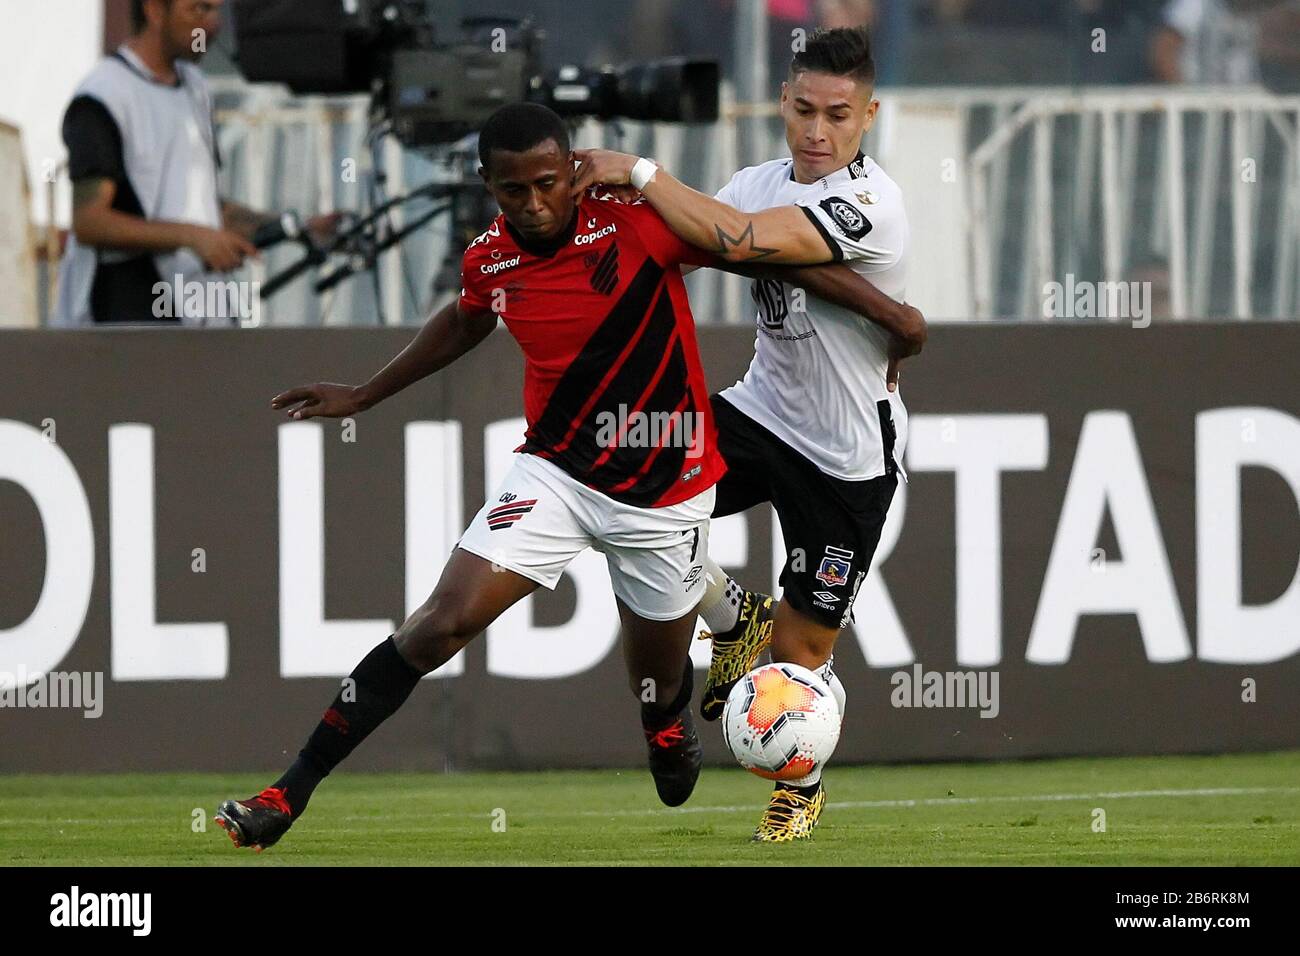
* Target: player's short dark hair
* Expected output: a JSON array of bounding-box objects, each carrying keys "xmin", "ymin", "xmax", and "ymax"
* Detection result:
[
  {"xmin": 477, "ymin": 103, "xmax": 571, "ymax": 175},
  {"xmin": 790, "ymin": 25, "xmax": 876, "ymax": 88}
]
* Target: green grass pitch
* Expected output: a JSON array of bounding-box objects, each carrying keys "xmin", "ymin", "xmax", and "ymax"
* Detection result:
[{"xmin": 3, "ymin": 751, "xmax": 1297, "ymax": 865}]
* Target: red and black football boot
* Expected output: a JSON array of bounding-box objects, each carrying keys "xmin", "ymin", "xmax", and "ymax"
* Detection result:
[
  {"xmin": 215, "ymin": 787, "xmax": 295, "ymax": 852},
  {"xmin": 643, "ymin": 703, "xmax": 704, "ymax": 808}
]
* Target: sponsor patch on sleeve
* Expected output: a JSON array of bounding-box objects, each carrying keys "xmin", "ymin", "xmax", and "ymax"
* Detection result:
[{"xmin": 818, "ymin": 197, "xmax": 872, "ymax": 241}]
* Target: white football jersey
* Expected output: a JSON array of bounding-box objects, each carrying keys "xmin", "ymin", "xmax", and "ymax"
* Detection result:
[{"xmin": 715, "ymin": 151, "xmax": 910, "ymax": 481}]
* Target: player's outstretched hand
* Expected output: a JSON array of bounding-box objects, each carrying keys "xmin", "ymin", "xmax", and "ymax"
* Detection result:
[
  {"xmin": 570, "ymin": 149, "xmax": 640, "ymax": 197},
  {"xmin": 271, "ymin": 383, "xmax": 366, "ymax": 420}
]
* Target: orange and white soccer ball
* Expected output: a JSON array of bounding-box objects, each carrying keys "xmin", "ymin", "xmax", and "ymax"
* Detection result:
[{"xmin": 722, "ymin": 663, "xmax": 841, "ymax": 782}]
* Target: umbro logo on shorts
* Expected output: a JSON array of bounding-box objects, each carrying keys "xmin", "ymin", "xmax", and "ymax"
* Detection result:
[{"xmin": 487, "ymin": 498, "xmax": 537, "ymax": 531}]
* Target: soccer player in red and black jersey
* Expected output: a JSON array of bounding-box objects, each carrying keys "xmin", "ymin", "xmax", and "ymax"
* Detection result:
[{"xmin": 215, "ymin": 103, "xmax": 912, "ymax": 851}]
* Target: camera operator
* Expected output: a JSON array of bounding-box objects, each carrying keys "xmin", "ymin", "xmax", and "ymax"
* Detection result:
[{"xmin": 54, "ymin": 0, "xmax": 339, "ymax": 326}]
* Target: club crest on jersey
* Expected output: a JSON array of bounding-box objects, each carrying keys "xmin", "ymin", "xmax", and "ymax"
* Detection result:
[
  {"xmin": 819, "ymin": 197, "xmax": 872, "ymax": 241},
  {"xmin": 814, "ymin": 545, "xmax": 855, "ymax": 587},
  {"xmin": 588, "ymin": 242, "xmax": 620, "ymax": 295},
  {"xmin": 487, "ymin": 497, "xmax": 537, "ymax": 531}
]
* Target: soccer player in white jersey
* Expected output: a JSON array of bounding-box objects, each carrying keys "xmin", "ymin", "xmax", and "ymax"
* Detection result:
[{"xmin": 572, "ymin": 25, "xmax": 924, "ymax": 841}]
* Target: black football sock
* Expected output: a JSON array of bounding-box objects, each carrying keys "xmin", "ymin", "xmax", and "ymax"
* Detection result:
[
  {"xmin": 641, "ymin": 660, "xmax": 695, "ymax": 727},
  {"xmin": 273, "ymin": 636, "xmax": 424, "ymax": 817}
]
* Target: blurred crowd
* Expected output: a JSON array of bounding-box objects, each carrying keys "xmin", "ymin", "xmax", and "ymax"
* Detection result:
[
  {"xmin": 186, "ymin": 1, "xmax": 1300, "ymax": 95},
  {"xmin": 18, "ymin": 0, "xmax": 1296, "ymax": 329},
  {"xmin": 442, "ymin": 0, "xmax": 1300, "ymax": 91}
]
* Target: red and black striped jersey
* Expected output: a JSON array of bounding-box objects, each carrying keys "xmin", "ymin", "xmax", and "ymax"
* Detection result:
[{"xmin": 459, "ymin": 187, "xmax": 726, "ymax": 508}]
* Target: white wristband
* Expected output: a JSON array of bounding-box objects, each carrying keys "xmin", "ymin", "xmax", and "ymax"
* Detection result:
[{"xmin": 630, "ymin": 157, "xmax": 658, "ymax": 191}]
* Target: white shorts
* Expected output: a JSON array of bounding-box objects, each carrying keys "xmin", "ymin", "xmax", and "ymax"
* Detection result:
[{"xmin": 457, "ymin": 452, "xmax": 715, "ymax": 621}]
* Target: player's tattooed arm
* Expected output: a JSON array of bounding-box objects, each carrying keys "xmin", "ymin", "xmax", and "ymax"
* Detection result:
[
  {"xmin": 271, "ymin": 299, "xmax": 498, "ymax": 420},
  {"xmin": 570, "ymin": 149, "xmax": 834, "ymax": 265}
]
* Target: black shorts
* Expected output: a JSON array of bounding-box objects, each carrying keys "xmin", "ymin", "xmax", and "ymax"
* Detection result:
[{"xmin": 710, "ymin": 394, "xmax": 899, "ymax": 630}]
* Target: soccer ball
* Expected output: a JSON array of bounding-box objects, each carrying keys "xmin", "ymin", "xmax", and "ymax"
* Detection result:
[{"xmin": 722, "ymin": 663, "xmax": 841, "ymax": 782}]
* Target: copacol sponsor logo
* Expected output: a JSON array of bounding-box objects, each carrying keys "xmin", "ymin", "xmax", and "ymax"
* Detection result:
[
  {"xmin": 890, "ymin": 663, "xmax": 1000, "ymax": 718},
  {"xmin": 594, "ymin": 404, "xmax": 706, "ymax": 458},
  {"xmin": 574, "ymin": 218, "xmax": 617, "ymax": 245},
  {"xmin": 1042, "ymin": 273, "xmax": 1151, "ymax": 328},
  {"xmin": 49, "ymin": 886, "xmax": 151, "ymax": 936},
  {"xmin": 480, "ymin": 254, "xmax": 521, "ymax": 275},
  {"xmin": 0, "ymin": 667, "xmax": 102, "ymax": 718}
]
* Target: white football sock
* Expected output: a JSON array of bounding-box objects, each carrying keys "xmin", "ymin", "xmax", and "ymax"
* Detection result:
[
  {"xmin": 817, "ymin": 657, "xmax": 847, "ymax": 719},
  {"xmin": 697, "ymin": 556, "xmax": 742, "ymax": 635},
  {"xmin": 781, "ymin": 659, "xmax": 846, "ymax": 790}
]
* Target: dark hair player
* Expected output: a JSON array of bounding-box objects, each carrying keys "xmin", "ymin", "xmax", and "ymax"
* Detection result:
[
  {"xmin": 216, "ymin": 101, "xmax": 915, "ymax": 850},
  {"xmin": 572, "ymin": 26, "xmax": 925, "ymax": 841}
]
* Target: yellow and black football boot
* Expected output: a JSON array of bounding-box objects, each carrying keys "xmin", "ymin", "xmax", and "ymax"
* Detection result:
[
  {"xmin": 698, "ymin": 587, "xmax": 776, "ymax": 721},
  {"xmin": 751, "ymin": 783, "xmax": 826, "ymax": 842}
]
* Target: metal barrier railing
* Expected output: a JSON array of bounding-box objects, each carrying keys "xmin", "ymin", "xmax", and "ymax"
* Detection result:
[
  {"xmin": 187, "ymin": 81, "xmax": 1300, "ymax": 324},
  {"xmin": 957, "ymin": 87, "xmax": 1300, "ymax": 320}
]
